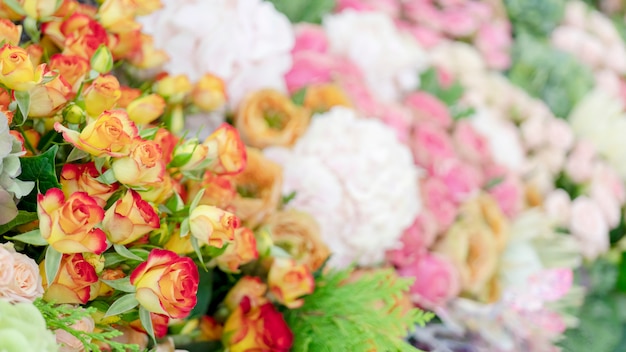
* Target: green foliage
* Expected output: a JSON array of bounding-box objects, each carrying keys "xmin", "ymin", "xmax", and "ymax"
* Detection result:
[
  {"xmin": 283, "ymin": 268, "xmax": 433, "ymax": 352},
  {"xmin": 507, "ymin": 34, "xmax": 594, "ymax": 118},
  {"xmin": 419, "ymin": 68, "xmax": 474, "ymax": 121},
  {"xmin": 0, "ymin": 210, "xmax": 38, "ymax": 235},
  {"xmin": 16, "ymin": 145, "xmax": 61, "ymax": 212},
  {"xmin": 504, "ymin": 0, "xmax": 566, "ymax": 38},
  {"xmin": 265, "ymin": 0, "xmax": 336, "ymax": 24},
  {"xmin": 34, "ymin": 299, "xmax": 141, "ymax": 352}
]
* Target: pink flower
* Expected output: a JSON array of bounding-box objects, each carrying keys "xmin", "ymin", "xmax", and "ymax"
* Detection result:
[
  {"xmin": 589, "ymin": 162, "xmax": 624, "ymax": 228},
  {"xmin": 336, "ymin": 0, "xmax": 401, "ymax": 16},
  {"xmin": 569, "ymin": 197, "xmax": 609, "ymax": 260},
  {"xmin": 334, "ymin": 59, "xmax": 379, "ymax": 116},
  {"xmin": 544, "ymin": 189, "xmax": 572, "ymax": 226},
  {"xmin": 475, "ymin": 22, "xmax": 512, "ymax": 70},
  {"xmin": 380, "ymin": 104, "xmax": 413, "ymax": 143},
  {"xmin": 0, "ymin": 244, "xmax": 44, "ymax": 303},
  {"xmin": 421, "ymin": 178, "xmax": 458, "ymax": 231},
  {"xmin": 436, "ymin": 67, "xmax": 455, "ymax": 89},
  {"xmin": 387, "ymin": 213, "xmax": 438, "ymax": 267},
  {"xmin": 411, "ymin": 122, "xmax": 456, "ymax": 168},
  {"xmin": 452, "ymin": 120, "xmax": 491, "ymax": 165},
  {"xmin": 546, "ymin": 118, "xmax": 575, "ymax": 152},
  {"xmin": 488, "ymin": 175, "xmax": 524, "ymax": 218},
  {"xmin": 400, "ymin": 24, "xmax": 443, "ymax": 49},
  {"xmin": 404, "ymin": 92, "xmax": 452, "ymax": 128},
  {"xmin": 397, "ymin": 253, "xmax": 460, "ymax": 308},
  {"xmin": 430, "ymin": 158, "xmax": 483, "ymax": 203},
  {"xmin": 285, "ymin": 52, "xmax": 334, "ymax": 93},
  {"xmin": 439, "ymin": 9, "xmax": 478, "ymax": 37},
  {"xmin": 565, "ymin": 141, "xmax": 596, "ymax": 183},
  {"xmin": 292, "ymin": 24, "xmax": 329, "ymax": 55},
  {"xmin": 56, "ymin": 316, "xmax": 95, "ymax": 352}
]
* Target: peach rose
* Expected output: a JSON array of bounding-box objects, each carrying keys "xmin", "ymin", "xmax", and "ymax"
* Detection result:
[
  {"xmin": 0, "ymin": 44, "xmax": 44, "ymax": 91},
  {"xmin": 0, "ymin": 244, "xmax": 14, "ymax": 287},
  {"xmin": 235, "ymin": 89, "xmax": 310, "ymax": 148},
  {"xmin": 28, "ymin": 70, "xmax": 72, "ymax": 117},
  {"xmin": 37, "ymin": 188, "xmax": 107, "ymax": 255},
  {"xmin": 130, "ymin": 249, "xmax": 199, "ymax": 319},
  {"xmin": 0, "ymin": 244, "xmax": 44, "ymax": 303},
  {"xmin": 97, "ymin": 0, "xmax": 140, "ymax": 33},
  {"xmin": 55, "ymin": 315, "xmax": 95, "ymax": 352},
  {"xmin": 0, "ymin": 19, "xmax": 21, "ymax": 46},
  {"xmin": 102, "ymin": 190, "xmax": 160, "ymax": 245},
  {"xmin": 189, "ymin": 205, "xmax": 240, "ymax": 248},
  {"xmin": 82, "ymin": 75, "xmax": 122, "ymax": 117},
  {"xmin": 48, "ymin": 54, "xmax": 90, "ymax": 92},
  {"xmin": 152, "ymin": 127, "xmax": 179, "ymax": 164},
  {"xmin": 54, "ymin": 110, "xmax": 139, "ymax": 157},
  {"xmin": 23, "ymin": 0, "xmax": 59, "ymax": 19},
  {"xmin": 42, "ymin": 253, "xmax": 99, "ymax": 304},
  {"xmin": 191, "ymin": 74, "xmax": 227, "ymax": 112},
  {"xmin": 60, "ymin": 162, "xmax": 119, "ymax": 208},
  {"xmin": 213, "ymin": 227, "xmax": 258, "ymax": 273},
  {"xmin": 268, "ymin": 257, "xmax": 314, "ymax": 308},
  {"xmin": 111, "ymin": 139, "xmax": 165, "ymax": 186},
  {"xmin": 127, "ymin": 94, "xmax": 166, "ymax": 125},
  {"xmin": 202, "ymin": 123, "xmax": 247, "ymax": 175},
  {"xmin": 137, "ymin": 173, "xmax": 175, "ymax": 204},
  {"xmin": 187, "ymin": 173, "xmax": 236, "ymax": 210},
  {"xmin": 265, "ymin": 210, "xmax": 330, "ymax": 272},
  {"xmin": 231, "ymin": 147, "xmax": 283, "ymax": 228},
  {"xmin": 224, "ymin": 276, "xmax": 268, "ymax": 311}
]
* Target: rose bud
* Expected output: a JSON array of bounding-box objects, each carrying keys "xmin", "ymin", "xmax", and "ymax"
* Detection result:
[
  {"xmin": 163, "ymin": 229, "xmax": 193, "ymax": 255},
  {"xmin": 191, "ymin": 74, "xmax": 227, "ymax": 112},
  {"xmin": 268, "ymin": 257, "xmax": 314, "ymax": 308},
  {"xmin": 0, "ymin": 19, "xmax": 22, "ymax": 46},
  {"xmin": 102, "ymin": 190, "xmax": 160, "ymax": 245},
  {"xmin": 0, "ymin": 44, "xmax": 44, "ymax": 91},
  {"xmin": 55, "ymin": 110, "xmax": 139, "ymax": 157},
  {"xmin": 136, "ymin": 173, "xmax": 175, "ymax": 204},
  {"xmin": 90, "ymin": 44, "xmax": 114, "ymax": 74},
  {"xmin": 171, "ymin": 138, "xmax": 208, "ymax": 171},
  {"xmin": 41, "ymin": 253, "xmax": 99, "ymax": 304},
  {"xmin": 187, "ymin": 172, "xmax": 236, "ymax": 209},
  {"xmin": 189, "ymin": 205, "xmax": 240, "ymax": 248},
  {"xmin": 153, "ymin": 74, "xmax": 192, "ymax": 104},
  {"xmin": 28, "ymin": 70, "xmax": 72, "ymax": 118},
  {"xmin": 202, "ymin": 123, "xmax": 247, "ymax": 175},
  {"xmin": 127, "ymin": 33, "xmax": 169, "ymax": 69},
  {"xmin": 60, "ymin": 163, "xmax": 119, "ymax": 207},
  {"xmin": 97, "ymin": 0, "xmax": 140, "ymax": 34},
  {"xmin": 130, "ymin": 249, "xmax": 199, "ymax": 319},
  {"xmin": 82, "ymin": 74, "xmax": 121, "ymax": 117},
  {"xmin": 213, "ymin": 227, "xmax": 258, "ymax": 273},
  {"xmin": 127, "ymin": 94, "xmax": 166, "ymax": 125},
  {"xmin": 25, "ymin": 44, "xmax": 43, "ymax": 66},
  {"xmin": 23, "ymin": 0, "xmax": 60, "ymax": 19},
  {"xmin": 130, "ymin": 312, "xmax": 169, "ymax": 339},
  {"xmin": 111, "ymin": 139, "xmax": 165, "ymax": 187},
  {"xmin": 37, "ymin": 188, "xmax": 107, "ymax": 255},
  {"xmin": 224, "ymin": 276, "xmax": 268, "ymax": 311},
  {"xmin": 48, "ymin": 54, "xmax": 90, "ymax": 92}
]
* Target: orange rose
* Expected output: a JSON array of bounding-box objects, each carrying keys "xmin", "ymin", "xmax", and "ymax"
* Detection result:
[
  {"xmin": 28, "ymin": 70, "xmax": 72, "ymax": 117},
  {"xmin": 97, "ymin": 0, "xmax": 140, "ymax": 34},
  {"xmin": 55, "ymin": 110, "xmax": 138, "ymax": 157},
  {"xmin": 191, "ymin": 74, "xmax": 227, "ymax": 112},
  {"xmin": 152, "ymin": 127, "xmax": 179, "ymax": 164},
  {"xmin": 110, "ymin": 29, "xmax": 142, "ymax": 60},
  {"xmin": 189, "ymin": 205, "xmax": 239, "ymax": 248},
  {"xmin": 37, "ymin": 188, "xmax": 107, "ymax": 255},
  {"xmin": 0, "ymin": 44, "xmax": 44, "ymax": 91},
  {"xmin": 265, "ymin": 210, "xmax": 330, "ymax": 272},
  {"xmin": 102, "ymin": 190, "xmax": 160, "ymax": 245},
  {"xmin": 202, "ymin": 123, "xmax": 247, "ymax": 175},
  {"xmin": 47, "ymin": 14, "xmax": 109, "ymax": 59},
  {"xmin": 268, "ymin": 257, "xmax": 314, "ymax": 308},
  {"xmin": 48, "ymin": 54, "xmax": 90, "ymax": 92},
  {"xmin": 127, "ymin": 94, "xmax": 166, "ymax": 125},
  {"xmin": 214, "ymin": 227, "xmax": 258, "ymax": 273},
  {"xmin": 187, "ymin": 173, "xmax": 236, "ymax": 210},
  {"xmin": 127, "ymin": 33, "xmax": 169, "ymax": 69},
  {"xmin": 0, "ymin": 19, "xmax": 21, "ymax": 46},
  {"xmin": 224, "ymin": 276, "xmax": 268, "ymax": 311},
  {"xmin": 222, "ymin": 297, "xmax": 293, "ymax": 352},
  {"xmin": 235, "ymin": 89, "xmax": 309, "ymax": 148},
  {"xmin": 199, "ymin": 316, "xmax": 223, "ymax": 341},
  {"xmin": 111, "ymin": 139, "xmax": 165, "ymax": 187},
  {"xmin": 231, "ymin": 147, "xmax": 282, "ymax": 228},
  {"xmin": 42, "ymin": 253, "xmax": 99, "ymax": 304},
  {"xmin": 82, "ymin": 74, "xmax": 121, "ymax": 117},
  {"xmin": 117, "ymin": 86, "xmax": 142, "ymax": 108},
  {"xmin": 98, "ymin": 268, "xmax": 125, "ymax": 296},
  {"xmin": 153, "ymin": 74, "xmax": 192, "ymax": 104},
  {"xmin": 130, "ymin": 249, "xmax": 199, "ymax": 319},
  {"xmin": 60, "ymin": 162, "xmax": 119, "ymax": 207}
]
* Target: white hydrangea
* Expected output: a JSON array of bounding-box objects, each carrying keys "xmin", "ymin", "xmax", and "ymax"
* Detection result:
[
  {"xmin": 264, "ymin": 107, "xmax": 421, "ymax": 268},
  {"xmin": 139, "ymin": 0, "xmax": 295, "ymax": 108},
  {"xmin": 323, "ymin": 10, "xmax": 429, "ymax": 103}
]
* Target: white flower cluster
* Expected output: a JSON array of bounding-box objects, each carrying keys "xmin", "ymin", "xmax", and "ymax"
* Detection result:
[
  {"xmin": 139, "ymin": 0, "xmax": 295, "ymax": 107},
  {"xmin": 265, "ymin": 107, "xmax": 421, "ymax": 268}
]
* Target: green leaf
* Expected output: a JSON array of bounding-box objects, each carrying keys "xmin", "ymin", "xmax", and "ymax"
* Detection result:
[
  {"xmin": 189, "ymin": 189, "xmax": 205, "ymax": 213},
  {"xmin": 139, "ymin": 306, "xmax": 156, "ymax": 344},
  {"xmin": 45, "ymin": 245, "xmax": 63, "ymax": 283},
  {"xmin": 104, "ymin": 293, "xmax": 139, "ymax": 317},
  {"xmin": 94, "ymin": 157, "xmax": 107, "ymax": 173},
  {"xmin": 291, "ymin": 88, "xmax": 307, "ymax": 106},
  {"xmin": 113, "ymin": 244, "xmax": 145, "ymax": 262},
  {"xmin": 265, "ymin": 0, "xmax": 336, "ymax": 24},
  {"xmin": 169, "ymin": 152, "xmax": 195, "ymax": 168},
  {"xmin": 0, "ymin": 210, "xmax": 38, "ymax": 235},
  {"xmin": 281, "ymin": 191, "xmax": 297, "ymax": 206},
  {"xmin": 139, "ymin": 127, "xmax": 160, "ymax": 140},
  {"xmin": 6, "ymin": 229, "xmax": 47, "ymax": 246},
  {"xmin": 66, "ymin": 147, "xmax": 90, "ymax": 163},
  {"xmin": 191, "ymin": 236, "xmax": 207, "ymax": 271},
  {"xmin": 101, "ymin": 277, "xmax": 136, "ymax": 293},
  {"xmin": 96, "ymin": 169, "xmax": 117, "ymax": 185},
  {"xmin": 180, "ymin": 218, "xmax": 190, "ymax": 238},
  {"xmin": 14, "ymin": 90, "xmax": 31, "ymax": 119},
  {"xmin": 17, "ymin": 145, "xmax": 61, "ymax": 212}
]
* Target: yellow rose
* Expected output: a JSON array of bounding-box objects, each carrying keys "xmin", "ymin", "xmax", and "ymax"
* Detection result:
[
  {"xmin": 172, "ymin": 139, "xmax": 209, "ymax": 171},
  {"xmin": 111, "ymin": 139, "xmax": 165, "ymax": 187},
  {"xmin": 191, "ymin": 74, "xmax": 227, "ymax": 112},
  {"xmin": 163, "ymin": 229, "xmax": 194, "ymax": 255},
  {"xmin": 49, "ymin": 54, "xmax": 90, "ymax": 92},
  {"xmin": 189, "ymin": 205, "xmax": 240, "ymax": 248},
  {"xmin": 127, "ymin": 93, "xmax": 166, "ymax": 125},
  {"xmin": 82, "ymin": 74, "xmax": 122, "ymax": 117},
  {"xmin": 0, "ymin": 44, "xmax": 44, "ymax": 91},
  {"xmin": 202, "ymin": 123, "xmax": 247, "ymax": 175},
  {"xmin": 303, "ymin": 84, "xmax": 352, "ymax": 113},
  {"xmin": 265, "ymin": 210, "xmax": 330, "ymax": 272},
  {"xmin": 213, "ymin": 227, "xmax": 258, "ymax": 273},
  {"xmin": 231, "ymin": 147, "xmax": 283, "ymax": 228},
  {"xmin": 97, "ymin": 0, "xmax": 140, "ymax": 33},
  {"xmin": 154, "ymin": 74, "xmax": 192, "ymax": 104},
  {"xmin": 28, "ymin": 70, "xmax": 72, "ymax": 117},
  {"xmin": 235, "ymin": 89, "xmax": 309, "ymax": 148},
  {"xmin": 224, "ymin": 276, "xmax": 268, "ymax": 311},
  {"xmin": 102, "ymin": 190, "xmax": 161, "ymax": 245},
  {"xmin": 267, "ymin": 257, "xmax": 314, "ymax": 308},
  {"xmin": 22, "ymin": 0, "xmax": 59, "ymax": 19},
  {"xmin": 60, "ymin": 162, "xmax": 119, "ymax": 208}
]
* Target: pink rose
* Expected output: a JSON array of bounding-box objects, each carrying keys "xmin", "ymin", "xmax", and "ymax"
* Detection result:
[
  {"xmin": 520, "ymin": 115, "xmax": 547, "ymax": 149},
  {"xmin": 0, "ymin": 246, "xmax": 14, "ymax": 287},
  {"xmin": 546, "ymin": 118, "xmax": 575, "ymax": 152},
  {"xmin": 404, "ymin": 92, "xmax": 452, "ymax": 128},
  {"xmin": 399, "ymin": 24, "xmax": 443, "ymax": 49},
  {"xmin": 452, "ymin": 120, "xmax": 491, "ymax": 165},
  {"xmin": 569, "ymin": 197, "xmax": 609, "ymax": 260},
  {"xmin": 565, "ymin": 141, "xmax": 596, "ymax": 183},
  {"xmin": 387, "ymin": 213, "xmax": 438, "ymax": 267},
  {"xmin": 544, "ymin": 189, "xmax": 572, "ymax": 226},
  {"xmin": 488, "ymin": 175, "xmax": 523, "ymax": 218},
  {"xmin": 430, "ymin": 158, "xmax": 483, "ymax": 203},
  {"xmin": 411, "ymin": 122, "xmax": 456, "ymax": 168},
  {"xmin": 285, "ymin": 52, "xmax": 334, "ymax": 93},
  {"xmin": 0, "ymin": 244, "xmax": 43, "ymax": 303},
  {"xmin": 592, "ymin": 162, "xmax": 626, "ymax": 204},
  {"xmin": 293, "ymin": 24, "xmax": 329, "ymax": 55},
  {"xmin": 55, "ymin": 316, "xmax": 95, "ymax": 352},
  {"xmin": 403, "ymin": 2, "xmax": 440, "ymax": 28},
  {"xmin": 334, "ymin": 59, "xmax": 379, "ymax": 116},
  {"xmin": 380, "ymin": 104, "xmax": 413, "ymax": 143},
  {"xmin": 421, "ymin": 178, "xmax": 459, "ymax": 231},
  {"xmin": 336, "ymin": 0, "xmax": 401, "ymax": 16},
  {"xmin": 465, "ymin": 1, "xmax": 493, "ymax": 21},
  {"xmin": 439, "ymin": 10, "xmax": 478, "ymax": 37},
  {"xmin": 475, "ymin": 22, "xmax": 512, "ymax": 70},
  {"xmin": 397, "ymin": 253, "xmax": 460, "ymax": 308}
]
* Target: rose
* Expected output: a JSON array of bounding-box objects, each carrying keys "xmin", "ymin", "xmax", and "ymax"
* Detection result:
[
  {"xmin": 231, "ymin": 147, "xmax": 283, "ymax": 228},
  {"xmin": 222, "ymin": 297, "xmax": 293, "ymax": 352},
  {"xmin": 430, "ymin": 158, "xmax": 483, "ymax": 203},
  {"xmin": 55, "ymin": 110, "xmax": 139, "ymax": 157},
  {"xmin": 213, "ymin": 227, "xmax": 258, "ymax": 273},
  {"xmin": 452, "ymin": 120, "xmax": 491, "ymax": 165},
  {"xmin": 285, "ymin": 51, "xmax": 335, "ymax": 93},
  {"xmin": 127, "ymin": 94, "xmax": 166, "ymax": 125},
  {"xmin": 153, "ymin": 74, "xmax": 192, "ymax": 104},
  {"xmin": 235, "ymin": 89, "xmax": 309, "ymax": 149},
  {"xmin": 112, "ymin": 139, "xmax": 165, "ymax": 186},
  {"xmin": 48, "ymin": 54, "xmax": 89, "ymax": 92},
  {"xmin": 0, "ymin": 44, "xmax": 44, "ymax": 91},
  {"xmin": 570, "ymin": 197, "xmax": 609, "ymax": 260},
  {"xmin": 28, "ymin": 70, "xmax": 72, "ymax": 117},
  {"xmin": 102, "ymin": 190, "xmax": 160, "ymax": 245},
  {"xmin": 98, "ymin": 268, "xmax": 125, "ymax": 297},
  {"xmin": 55, "ymin": 315, "xmax": 95, "ymax": 352},
  {"xmin": 171, "ymin": 139, "xmax": 209, "ymax": 172},
  {"xmin": 265, "ymin": 210, "xmax": 330, "ymax": 272},
  {"xmin": 386, "ymin": 214, "xmax": 438, "ymax": 268},
  {"xmin": 564, "ymin": 141, "xmax": 596, "ymax": 183},
  {"xmin": 129, "ymin": 312, "xmax": 169, "ymax": 339},
  {"xmin": 421, "ymin": 178, "xmax": 458, "ymax": 233},
  {"xmin": 37, "ymin": 188, "xmax": 107, "ymax": 255},
  {"xmin": 379, "ymin": 103, "xmax": 412, "ymax": 143},
  {"xmin": 42, "ymin": 253, "xmax": 99, "ymax": 304},
  {"xmin": 0, "ymin": 244, "xmax": 43, "ymax": 303},
  {"xmin": 22, "ymin": 0, "xmax": 59, "ymax": 19},
  {"xmin": 224, "ymin": 276, "xmax": 268, "ymax": 311},
  {"xmin": 191, "ymin": 74, "xmax": 227, "ymax": 112},
  {"xmin": 126, "ymin": 33, "xmax": 169, "ymax": 69},
  {"xmin": 130, "ymin": 249, "xmax": 199, "ymax": 319},
  {"xmin": 0, "ymin": 300, "xmax": 58, "ymax": 352},
  {"xmin": 199, "ymin": 316, "xmax": 223, "ymax": 341},
  {"xmin": 187, "ymin": 172, "xmax": 236, "ymax": 210},
  {"xmin": 60, "ymin": 162, "xmax": 119, "ymax": 207},
  {"xmin": 397, "ymin": 253, "xmax": 460, "ymax": 308},
  {"xmin": 97, "ymin": 0, "xmax": 140, "ymax": 33},
  {"xmin": 268, "ymin": 257, "xmax": 314, "ymax": 308},
  {"xmin": 0, "ymin": 19, "xmax": 21, "ymax": 46},
  {"xmin": 404, "ymin": 91, "xmax": 452, "ymax": 128},
  {"xmin": 202, "ymin": 123, "xmax": 247, "ymax": 175},
  {"xmin": 544, "ymin": 189, "xmax": 572, "ymax": 227},
  {"xmin": 189, "ymin": 205, "xmax": 240, "ymax": 248},
  {"xmin": 82, "ymin": 74, "xmax": 122, "ymax": 117},
  {"xmin": 302, "ymin": 84, "xmax": 352, "ymax": 114},
  {"xmin": 411, "ymin": 122, "xmax": 455, "ymax": 168}
]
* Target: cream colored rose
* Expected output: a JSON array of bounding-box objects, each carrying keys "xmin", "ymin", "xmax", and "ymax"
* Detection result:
[{"xmin": 0, "ymin": 243, "xmax": 44, "ymax": 303}]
